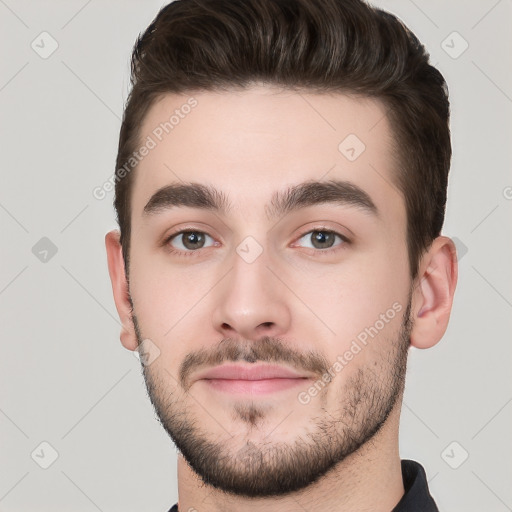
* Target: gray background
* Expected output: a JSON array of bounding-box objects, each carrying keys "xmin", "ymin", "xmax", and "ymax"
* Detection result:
[{"xmin": 0, "ymin": 0, "xmax": 511, "ymax": 510}]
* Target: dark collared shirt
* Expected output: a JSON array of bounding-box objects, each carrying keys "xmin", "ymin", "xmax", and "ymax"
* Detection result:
[{"xmin": 167, "ymin": 459, "xmax": 439, "ymax": 511}]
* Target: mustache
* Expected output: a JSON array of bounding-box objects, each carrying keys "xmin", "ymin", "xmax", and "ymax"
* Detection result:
[{"xmin": 180, "ymin": 336, "xmax": 330, "ymax": 391}]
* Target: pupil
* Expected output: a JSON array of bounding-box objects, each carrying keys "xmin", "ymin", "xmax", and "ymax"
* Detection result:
[
  {"xmin": 184, "ymin": 232, "xmax": 204, "ymax": 249},
  {"xmin": 313, "ymin": 231, "xmax": 333, "ymax": 249}
]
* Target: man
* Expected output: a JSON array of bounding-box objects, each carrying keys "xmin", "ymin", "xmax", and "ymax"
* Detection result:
[{"xmin": 105, "ymin": 0, "xmax": 458, "ymax": 510}]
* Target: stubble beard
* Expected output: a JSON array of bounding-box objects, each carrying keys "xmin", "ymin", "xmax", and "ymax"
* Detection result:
[{"xmin": 133, "ymin": 298, "xmax": 412, "ymax": 498}]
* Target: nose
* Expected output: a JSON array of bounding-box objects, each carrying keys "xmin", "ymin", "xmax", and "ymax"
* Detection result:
[{"xmin": 212, "ymin": 246, "xmax": 292, "ymax": 342}]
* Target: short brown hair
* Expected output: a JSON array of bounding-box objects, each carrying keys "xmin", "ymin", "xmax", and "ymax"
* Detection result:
[{"xmin": 114, "ymin": 0, "xmax": 451, "ymax": 281}]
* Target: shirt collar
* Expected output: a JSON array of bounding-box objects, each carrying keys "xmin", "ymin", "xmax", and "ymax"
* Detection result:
[{"xmin": 391, "ymin": 459, "xmax": 439, "ymax": 512}]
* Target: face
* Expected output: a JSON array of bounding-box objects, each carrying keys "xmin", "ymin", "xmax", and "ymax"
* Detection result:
[{"xmin": 126, "ymin": 84, "xmax": 414, "ymax": 497}]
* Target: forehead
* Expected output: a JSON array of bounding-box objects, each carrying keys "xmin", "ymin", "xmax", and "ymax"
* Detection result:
[{"xmin": 130, "ymin": 85, "xmax": 403, "ymax": 226}]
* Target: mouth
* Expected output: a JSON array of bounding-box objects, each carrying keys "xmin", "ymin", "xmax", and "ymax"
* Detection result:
[{"xmin": 194, "ymin": 364, "xmax": 312, "ymax": 395}]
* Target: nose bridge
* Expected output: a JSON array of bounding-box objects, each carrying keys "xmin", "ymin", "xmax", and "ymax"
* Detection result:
[
  {"xmin": 233, "ymin": 235, "xmax": 272, "ymax": 291},
  {"xmin": 229, "ymin": 233, "xmax": 278, "ymax": 304}
]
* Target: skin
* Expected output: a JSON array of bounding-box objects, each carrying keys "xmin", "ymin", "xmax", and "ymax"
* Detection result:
[{"xmin": 105, "ymin": 84, "xmax": 458, "ymax": 512}]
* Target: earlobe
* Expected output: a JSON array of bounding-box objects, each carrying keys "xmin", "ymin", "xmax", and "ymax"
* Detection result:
[
  {"xmin": 105, "ymin": 230, "xmax": 138, "ymax": 351},
  {"xmin": 410, "ymin": 236, "xmax": 458, "ymax": 349}
]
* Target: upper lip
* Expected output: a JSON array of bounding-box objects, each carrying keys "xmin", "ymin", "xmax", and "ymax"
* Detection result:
[{"xmin": 195, "ymin": 364, "xmax": 310, "ymax": 381}]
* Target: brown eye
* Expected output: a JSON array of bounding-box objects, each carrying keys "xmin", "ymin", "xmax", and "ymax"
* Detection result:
[
  {"xmin": 310, "ymin": 230, "xmax": 337, "ymax": 249},
  {"xmin": 168, "ymin": 231, "xmax": 214, "ymax": 252},
  {"xmin": 295, "ymin": 229, "xmax": 349, "ymax": 252}
]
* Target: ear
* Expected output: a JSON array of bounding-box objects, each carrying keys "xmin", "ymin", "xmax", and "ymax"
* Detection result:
[
  {"xmin": 105, "ymin": 230, "xmax": 138, "ymax": 351},
  {"xmin": 410, "ymin": 235, "xmax": 458, "ymax": 349}
]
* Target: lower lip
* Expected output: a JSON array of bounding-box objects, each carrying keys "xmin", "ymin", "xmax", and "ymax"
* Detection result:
[{"xmin": 202, "ymin": 378, "xmax": 309, "ymax": 395}]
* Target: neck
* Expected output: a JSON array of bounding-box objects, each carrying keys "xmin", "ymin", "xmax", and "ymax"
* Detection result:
[{"xmin": 175, "ymin": 402, "xmax": 405, "ymax": 512}]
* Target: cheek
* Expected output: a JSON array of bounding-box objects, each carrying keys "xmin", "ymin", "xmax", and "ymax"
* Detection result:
[
  {"xmin": 128, "ymin": 254, "xmax": 180, "ymax": 338},
  {"xmin": 129, "ymin": 253, "xmax": 218, "ymax": 347},
  {"xmin": 289, "ymin": 250, "xmax": 409, "ymax": 356}
]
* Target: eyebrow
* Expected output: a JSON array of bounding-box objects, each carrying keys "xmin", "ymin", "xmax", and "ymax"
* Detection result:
[{"xmin": 142, "ymin": 179, "xmax": 379, "ymax": 221}]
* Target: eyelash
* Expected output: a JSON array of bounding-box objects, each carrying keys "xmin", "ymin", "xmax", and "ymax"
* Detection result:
[{"xmin": 163, "ymin": 227, "xmax": 350, "ymax": 258}]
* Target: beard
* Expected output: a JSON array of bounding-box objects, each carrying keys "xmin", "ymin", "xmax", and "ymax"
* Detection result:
[{"xmin": 131, "ymin": 294, "xmax": 412, "ymax": 499}]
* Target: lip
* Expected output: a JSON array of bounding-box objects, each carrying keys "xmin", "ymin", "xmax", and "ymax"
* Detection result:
[
  {"xmin": 194, "ymin": 364, "xmax": 312, "ymax": 395},
  {"xmin": 195, "ymin": 364, "xmax": 309, "ymax": 381}
]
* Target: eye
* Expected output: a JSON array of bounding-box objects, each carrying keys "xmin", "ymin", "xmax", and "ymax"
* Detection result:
[
  {"xmin": 294, "ymin": 228, "xmax": 349, "ymax": 253},
  {"xmin": 163, "ymin": 227, "xmax": 350, "ymax": 258},
  {"xmin": 166, "ymin": 230, "xmax": 216, "ymax": 254}
]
